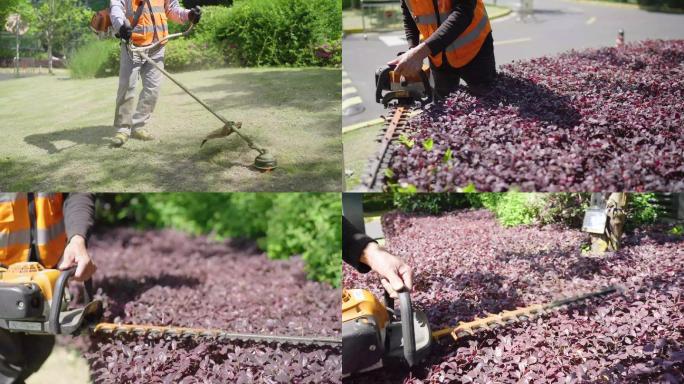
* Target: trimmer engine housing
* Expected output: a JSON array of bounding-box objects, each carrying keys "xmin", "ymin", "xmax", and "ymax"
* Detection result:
[
  {"xmin": 342, "ymin": 289, "xmax": 432, "ymax": 376},
  {"xmin": 0, "ymin": 262, "xmax": 102, "ymax": 335}
]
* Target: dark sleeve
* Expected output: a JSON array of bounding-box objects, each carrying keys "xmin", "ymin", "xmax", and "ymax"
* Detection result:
[
  {"xmin": 63, "ymin": 193, "xmax": 95, "ymax": 242},
  {"xmin": 401, "ymin": 0, "xmax": 420, "ymax": 48},
  {"xmin": 342, "ymin": 217, "xmax": 373, "ymax": 273},
  {"xmin": 425, "ymin": 0, "xmax": 476, "ymax": 55}
]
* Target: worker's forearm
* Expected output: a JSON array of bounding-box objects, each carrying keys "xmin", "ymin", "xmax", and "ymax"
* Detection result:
[
  {"xmin": 109, "ymin": 0, "xmax": 128, "ymax": 32},
  {"xmin": 342, "ymin": 218, "xmax": 373, "ymax": 273},
  {"xmin": 165, "ymin": 0, "xmax": 190, "ymax": 24},
  {"xmin": 425, "ymin": 0, "xmax": 476, "ymax": 54},
  {"xmin": 401, "ymin": 0, "xmax": 421, "ymax": 48},
  {"xmin": 63, "ymin": 193, "xmax": 95, "ymax": 243}
]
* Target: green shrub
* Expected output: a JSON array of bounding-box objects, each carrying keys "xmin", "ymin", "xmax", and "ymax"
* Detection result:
[
  {"xmin": 537, "ymin": 193, "xmax": 591, "ymax": 227},
  {"xmin": 266, "ymin": 194, "xmax": 341, "ymax": 287},
  {"xmin": 626, "ymin": 193, "xmax": 665, "ymax": 229},
  {"xmin": 68, "ymin": 38, "xmax": 119, "ymax": 79},
  {"xmin": 95, "ymin": 193, "xmax": 341, "ymax": 286},
  {"xmin": 485, "ymin": 193, "xmax": 544, "ymax": 227},
  {"xmin": 164, "ymin": 38, "xmax": 225, "ymax": 71},
  {"xmin": 392, "ymin": 193, "xmax": 473, "ymax": 214},
  {"xmin": 188, "ymin": 5, "xmax": 233, "ymax": 44},
  {"xmin": 214, "ymin": 0, "xmax": 341, "ymax": 66}
]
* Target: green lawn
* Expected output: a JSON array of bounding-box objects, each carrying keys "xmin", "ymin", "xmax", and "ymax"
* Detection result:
[
  {"xmin": 343, "ymin": 122, "xmax": 383, "ymax": 190},
  {"xmin": 27, "ymin": 346, "xmax": 90, "ymax": 384},
  {"xmin": 0, "ymin": 67, "xmax": 342, "ymax": 191}
]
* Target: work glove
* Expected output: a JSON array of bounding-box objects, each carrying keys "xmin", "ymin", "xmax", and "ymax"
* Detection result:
[
  {"xmin": 119, "ymin": 24, "xmax": 132, "ymax": 42},
  {"xmin": 188, "ymin": 6, "xmax": 202, "ymax": 24}
]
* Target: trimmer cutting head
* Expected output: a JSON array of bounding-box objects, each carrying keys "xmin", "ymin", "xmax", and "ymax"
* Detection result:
[{"xmin": 254, "ymin": 151, "xmax": 277, "ymax": 171}]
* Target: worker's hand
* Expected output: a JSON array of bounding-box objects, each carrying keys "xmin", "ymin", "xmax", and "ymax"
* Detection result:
[
  {"xmin": 188, "ymin": 6, "xmax": 202, "ymax": 24},
  {"xmin": 360, "ymin": 242, "xmax": 413, "ymax": 299},
  {"xmin": 388, "ymin": 42, "xmax": 430, "ymax": 79},
  {"xmin": 59, "ymin": 235, "xmax": 97, "ymax": 282},
  {"xmin": 119, "ymin": 24, "xmax": 132, "ymax": 43}
]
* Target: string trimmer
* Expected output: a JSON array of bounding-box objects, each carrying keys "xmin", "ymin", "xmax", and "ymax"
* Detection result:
[
  {"xmin": 0, "ymin": 262, "xmax": 340, "ymax": 348},
  {"xmin": 342, "ymin": 286, "xmax": 618, "ymax": 376},
  {"xmin": 125, "ymin": 24, "xmax": 277, "ymax": 171}
]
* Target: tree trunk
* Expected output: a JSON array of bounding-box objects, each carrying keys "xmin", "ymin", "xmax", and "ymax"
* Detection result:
[
  {"xmin": 590, "ymin": 193, "xmax": 628, "ymax": 253},
  {"xmin": 47, "ymin": 0, "xmax": 55, "ymax": 75},
  {"xmin": 47, "ymin": 37, "xmax": 53, "ymax": 75},
  {"xmin": 605, "ymin": 193, "xmax": 628, "ymax": 251},
  {"xmin": 15, "ymin": 28, "xmax": 20, "ymax": 77}
]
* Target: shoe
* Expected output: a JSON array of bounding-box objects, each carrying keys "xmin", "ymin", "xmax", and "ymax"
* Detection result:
[
  {"xmin": 131, "ymin": 128, "xmax": 154, "ymax": 141},
  {"xmin": 111, "ymin": 132, "xmax": 130, "ymax": 147}
]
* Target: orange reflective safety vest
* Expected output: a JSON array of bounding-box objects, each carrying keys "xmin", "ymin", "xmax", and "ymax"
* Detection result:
[
  {"xmin": 0, "ymin": 193, "xmax": 67, "ymax": 268},
  {"xmin": 127, "ymin": 0, "xmax": 169, "ymax": 46},
  {"xmin": 404, "ymin": 0, "xmax": 491, "ymax": 68}
]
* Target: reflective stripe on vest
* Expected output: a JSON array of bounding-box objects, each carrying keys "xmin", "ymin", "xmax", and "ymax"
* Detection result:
[
  {"xmin": 0, "ymin": 193, "xmax": 67, "ymax": 268},
  {"xmin": 405, "ymin": 0, "xmax": 492, "ymax": 68},
  {"xmin": 127, "ymin": 0, "xmax": 169, "ymax": 47}
]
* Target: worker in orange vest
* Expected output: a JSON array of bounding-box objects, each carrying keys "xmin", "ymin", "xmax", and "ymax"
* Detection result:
[
  {"xmin": 109, "ymin": 0, "xmax": 202, "ymax": 147},
  {"xmin": 391, "ymin": 0, "xmax": 497, "ymax": 100},
  {"xmin": 0, "ymin": 193, "xmax": 96, "ymax": 383}
]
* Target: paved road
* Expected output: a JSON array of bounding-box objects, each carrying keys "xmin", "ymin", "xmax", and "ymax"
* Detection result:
[{"xmin": 342, "ymin": 0, "xmax": 684, "ymax": 126}]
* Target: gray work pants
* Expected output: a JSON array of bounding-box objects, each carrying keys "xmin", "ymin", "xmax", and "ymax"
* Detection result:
[
  {"xmin": 113, "ymin": 43, "xmax": 166, "ymax": 135},
  {"xmin": 0, "ymin": 330, "xmax": 55, "ymax": 384}
]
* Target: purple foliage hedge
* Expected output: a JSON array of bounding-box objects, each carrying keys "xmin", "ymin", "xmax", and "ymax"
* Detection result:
[
  {"xmin": 390, "ymin": 40, "xmax": 684, "ymax": 192},
  {"xmin": 67, "ymin": 228, "xmax": 341, "ymax": 383},
  {"xmin": 343, "ymin": 210, "xmax": 683, "ymax": 383}
]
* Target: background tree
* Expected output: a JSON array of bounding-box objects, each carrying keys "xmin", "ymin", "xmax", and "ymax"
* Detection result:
[{"xmin": 34, "ymin": 0, "xmax": 91, "ymax": 74}]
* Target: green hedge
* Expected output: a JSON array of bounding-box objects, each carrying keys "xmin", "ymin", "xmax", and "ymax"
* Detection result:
[
  {"xmin": 96, "ymin": 193, "xmax": 341, "ymax": 287},
  {"xmin": 384, "ymin": 193, "xmax": 664, "ymax": 229},
  {"xmin": 68, "ymin": 1, "xmax": 340, "ymax": 78},
  {"xmin": 214, "ymin": 0, "xmax": 341, "ymax": 66}
]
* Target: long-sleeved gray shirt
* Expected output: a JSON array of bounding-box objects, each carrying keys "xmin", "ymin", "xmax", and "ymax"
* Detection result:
[
  {"xmin": 401, "ymin": 0, "xmax": 477, "ymax": 55},
  {"xmin": 110, "ymin": 0, "xmax": 189, "ymax": 38}
]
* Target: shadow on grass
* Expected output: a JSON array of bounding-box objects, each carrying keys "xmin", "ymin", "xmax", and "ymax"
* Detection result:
[
  {"xmin": 192, "ymin": 69, "xmax": 341, "ymax": 132},
  {"xmin": 0, "ymin": 147, "xmax": 342, "ymax": 191},
  {"xmin": 24, "ymin": 125, "xmax": 112, "ymax": 154}
]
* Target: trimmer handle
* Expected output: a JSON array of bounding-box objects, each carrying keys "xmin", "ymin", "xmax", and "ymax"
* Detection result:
[
  {"xmin": 48, "ymin": 267, "xmax": 93, "ymax": 334},
  {"xmin": 127, "ymin": 23, "xmax": 195, "ymax": 53},
  {"xmin": 383, "ymin": 290, "xmax": 418, "ymax": 367}
]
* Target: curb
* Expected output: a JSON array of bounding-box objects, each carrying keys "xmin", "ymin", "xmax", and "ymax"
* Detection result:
[
  {"xmin": 342, "ymin": 110, "xmax": 423, "ymax": 134},
  {"xmin": 564, "ymin": 0, "xmax": 641, "ymax": 8},
  {"xmin": 342, "ymin": 118, "xmax": 385, "ymax": 134}
]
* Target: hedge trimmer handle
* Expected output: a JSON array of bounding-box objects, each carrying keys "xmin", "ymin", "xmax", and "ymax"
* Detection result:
[{"xmin": 48, "ymin": 267, "xmax": 94, "ymax": 335}]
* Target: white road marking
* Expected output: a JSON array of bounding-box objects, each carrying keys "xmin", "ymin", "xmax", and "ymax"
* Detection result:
[
  {"xmin": 342, "ymin": 96, "xmax": 364, "ymax": 110},
  {"xmin": 342, "ymin": 86, "xmax": 358, "ymax": 97},
  {"xmin": 494, "ymin": 37, "xmax": 532, "ymax": 46},
  {"xmin": 379, "ymin": 34, "xmax": 407, "ymax": 47},
  {"xmin": 492, "ymin": 13, "xmax": 515, "ymax": 23},
  {"xmin": 586, "ymin": 16, "xmax": 597, "ymax": 24}
]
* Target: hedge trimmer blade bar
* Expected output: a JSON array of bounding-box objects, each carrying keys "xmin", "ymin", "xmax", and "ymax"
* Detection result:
[
  {"xmin": 92, "ymin": 323, "xmax": 341, "ymax": 347},
  {"xmin": 362, "ymin": 105, "xmax": 412, "ymax": 191},
  {"xmin": 430, "ymin": 286, "xmax": 619, "ymax": 341}
]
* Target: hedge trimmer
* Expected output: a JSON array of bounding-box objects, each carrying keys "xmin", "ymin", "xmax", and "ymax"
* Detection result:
[
  {"xmin": 0, "ymin": 262, "xmax": 340, "ymax": 348},
  {"xmin": 342, "ymin": 286, "xmax": 618, "ymax": 376},
  {"xmin": 361, "ymin": 61, "xmax": 432, "ymax": 191}
]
